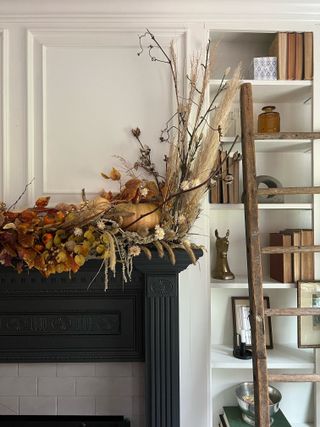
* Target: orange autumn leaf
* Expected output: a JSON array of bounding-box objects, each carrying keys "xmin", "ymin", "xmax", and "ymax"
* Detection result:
[
  {"xmin": 101, "ymin": 167, "xmax": 121, "ymax": 181},
  {"xmin": 3, "ymin": 243, "xmax": 17, "ymax": 257},
  {"xmin": 42, "ymin": 264, "xmax": 56, "ymax": 278},
  {"xmin": 116, "ymin": 178, "xmax": 142, "ymax": 202},
  {"xmin": 19, "ymin": 210, "xmax": 37, "ymax": 222},
  {"xmin": 34, "ymin": 243, "xmax": 45, "ymax": 253},
  {"xmin": 18, "ymin": 232, "xmax": 35, "ymax": 248},
  {"xmin": 17, "ymin": 222, "xmax": 34, "ymax": 234},
  {"xmin": 69, "ymin": 255, "xmax": 80, "ymax": 273},
  {"xmin": 124, "ymin": 178, "xmax": 141, "ymax": 189},
  {"xmin": 145, "ymin": 181, "xmax": 160, "ymax": 199},
  {"xmin": 17, "ymin": 247, "xmax": 37, "ymax": 267},
  {"xmin": 5, "ymin": 211, "xmax": 19, "ymax": 222},
  {"xmin": 33, "ymin": 254, "xmax": 46, "ymax": 271},
  {"xmin": 35, "ymin": 196, "xmax": 50, "ymax": 208},
  {"xmin": 43, "ymin": 214, "xmax": 56, "ymax": 225},
  {"xmin": 55, "ymin": 211, "xmax": 65, "ymax": 222},
  {"xmin": 100, "ymin": 190, "xmax": 113, "ymax": 201},
  {"xmin": 42, "ymin": 233, "xmax": 53, "ymax": 245},
  {"xmin": 0, "ymin": 213, "xmax": 5, "ymax": 227}
]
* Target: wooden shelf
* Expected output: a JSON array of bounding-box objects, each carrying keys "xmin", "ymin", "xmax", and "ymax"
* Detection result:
[
  {"xmin": 220, "ymin": 136, "xmax": 312, "ymax": 153},
  {"xmin": 210, "ymin": 203, "xmax": 312, "ymax": 210},
  {"xmin": 210, "ymin": 79, "xmax": 312, "ymax": 103},
  {"xmin": 211, "ymin": 344, "xmax": 314, "ymax": 369},
  {"xmin": 211, "ymin": 275, "xmax": 297, "ymax": 289}
]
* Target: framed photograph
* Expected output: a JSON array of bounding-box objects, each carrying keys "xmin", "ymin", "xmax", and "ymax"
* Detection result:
[
  {"xmin": 298, "ymin": 281, "xmax": 320, "ymax": 348},
  {"xmin": 231, "ymin": 297, "xmax": 273, "ymax": 349}
]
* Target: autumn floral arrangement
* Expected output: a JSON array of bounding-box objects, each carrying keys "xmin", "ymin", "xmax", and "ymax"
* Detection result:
[{"xmin": 0, "ymin": 30, "xmax": 240, "ymax": 287}]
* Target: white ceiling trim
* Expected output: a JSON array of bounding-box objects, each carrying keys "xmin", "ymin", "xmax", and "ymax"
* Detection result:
[{"xmin": 0, "ymin": 1, "xmax": 319, "ymax": 23}]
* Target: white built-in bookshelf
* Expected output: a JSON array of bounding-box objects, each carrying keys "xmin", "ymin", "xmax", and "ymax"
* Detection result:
[
  {"xmin": 208, "ymin": 26, "xmax": 318, "ymax": 427},
  {"xmin": 210, "ymin": 79, "xmax": 312, "ymax": 103},
  {"xmin": 211, "ymin": 344, "xmax": 314, "ymax": 370}
]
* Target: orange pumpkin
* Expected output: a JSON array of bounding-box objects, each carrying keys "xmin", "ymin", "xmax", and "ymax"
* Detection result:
[{"xmin": 116, "ymin": 202, "xmax": 160, "ymax": 232}]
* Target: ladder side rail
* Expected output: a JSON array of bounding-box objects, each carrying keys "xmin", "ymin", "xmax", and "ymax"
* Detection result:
[{"xmin": 240, "ymin": 83, "xmax": 269, "ymax": 427}]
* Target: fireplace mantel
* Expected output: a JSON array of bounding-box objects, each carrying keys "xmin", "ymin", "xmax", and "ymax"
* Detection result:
[{"xmin": 0, "ymin": 248, "xmax": 202, "ymax": 427}]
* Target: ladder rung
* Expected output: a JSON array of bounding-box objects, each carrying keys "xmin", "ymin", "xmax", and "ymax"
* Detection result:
[
  {"xmin": 255, "ymin": 132, "xmax": 320, "ymax": 140},
  {"xmin": 261, "ymin": 245, "xmax": 320, "ymax": 254},
  {"xmin": 268, "ymin": 373, "xmax": 320, "ymax": 383},
  {"xmin": 257, "ymin": 186, "xmax": 320, "ymax": 196},
  {"xmin": 265, "ymin": 307, "xmax": 320, "ymax": 317}
]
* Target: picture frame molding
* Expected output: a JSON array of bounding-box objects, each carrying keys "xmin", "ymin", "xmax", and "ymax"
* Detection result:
[{"xmin": 231, "ymin": 296, "xmax": 273, "ymax": 350}]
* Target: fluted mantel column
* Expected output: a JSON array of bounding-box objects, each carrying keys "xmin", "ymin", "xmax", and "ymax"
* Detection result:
[{"xmin": 135, "ymin": 249, "xmax": 202, "ymax": 427}]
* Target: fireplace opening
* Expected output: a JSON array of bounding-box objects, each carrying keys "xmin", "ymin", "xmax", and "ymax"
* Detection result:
[{"xmin": 0, "ymin": 415, "xmax": 130, "ymax": 426}]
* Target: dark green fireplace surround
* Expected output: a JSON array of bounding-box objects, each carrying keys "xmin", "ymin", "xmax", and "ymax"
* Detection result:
[{"xmin": 0, "ymin": 249, "xmax": 201, "ymax": 427}]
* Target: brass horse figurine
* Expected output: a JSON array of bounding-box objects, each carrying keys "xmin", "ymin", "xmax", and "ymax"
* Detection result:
[{"xmin": 212, "ymin": 229, "xmax": 235, "ymax": 280}]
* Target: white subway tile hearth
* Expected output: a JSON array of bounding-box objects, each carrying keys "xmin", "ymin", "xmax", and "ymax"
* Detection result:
[
  {"xmin": 57, "ymin": 363, "xmax": 95, "ymax": 377},
  {"xmin": 0, "ymin": 377, "xmax": 37, "ymax": 396},
  {"xmin": 57, "ymin": 397, "xmax": 95, "ymax": 415},
  {"xmin": 19, "ymin": 364, "xmax": 57, "ymax": 377},
  {"xmin": 76, "ymin": 377, "xmax": 135, "ymax": 397},
  {"xmin": 95, "ymin": 363, "xmax": 132, "ymax": 377},
  {"xmin": 0, "ymin": 397, "xmax": 19, "ymax": 415},
  {"xmin": 0, "ymin": 364, "xmax": 18, "ymax": 377},
  {"xmin": 20, "ymin": 397, "xmax": 57, "ymax": 415},
  {"xmin": 38, "ymin": 377, "xmax": 75, "ymax": 396},
  {"xmin": 0, "ymin": 361, "xmax": 145, "ymax": 426},
  {"xmin": 95, "ymin": 396, "xmax": 132, "ymax": 417}
]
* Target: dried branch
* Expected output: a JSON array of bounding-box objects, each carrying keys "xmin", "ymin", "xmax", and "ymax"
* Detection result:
[{"xmin": 8, "ymin": 178, "xmax": 35, "ymax": 211}]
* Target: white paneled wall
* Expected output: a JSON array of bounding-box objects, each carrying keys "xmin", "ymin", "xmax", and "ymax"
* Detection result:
[
  {"xmin": 0, "ymin": 362, "xmax": 144, "ymax": 426},
  {"xmin": 0, "ymin": 1, "xmax": 318, "ymax": 427}
]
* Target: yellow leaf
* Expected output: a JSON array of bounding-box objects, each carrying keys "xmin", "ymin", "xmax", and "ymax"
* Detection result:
[
  {"xmin": 35, "ymin": 196, "xmax": 50, "ymax": 208},
  {"xmin": 101, "ymin": 167, "xmax": 121, "ymax": 181}
]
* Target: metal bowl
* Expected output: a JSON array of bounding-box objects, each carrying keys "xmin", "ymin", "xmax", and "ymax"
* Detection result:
[{"xmin": 235, "ymin": 382, "xmax": 282, "ymax": 426}]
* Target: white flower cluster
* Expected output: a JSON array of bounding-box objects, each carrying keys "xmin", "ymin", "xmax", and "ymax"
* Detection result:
[
  {"xmin": 128, "ymin": 245, "xmax": 141, "ymax": 257},
  {"xmin": 74, "ymin": 227, "xmax": 83, "ymax": 237},
  {"xmin": 140, "ymin": 187, "xmax": 148, "ymax": 197},
  {"xmin": 154, "ymin": 224, "xmax": 165, "ymax": 240},
  {"xmin": 96, "ymin": 220, "xmax": 106, "ymax": 230}
]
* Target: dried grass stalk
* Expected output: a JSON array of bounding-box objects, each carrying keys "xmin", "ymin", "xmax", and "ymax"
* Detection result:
[{"xmin": 161, "ymin": 240, "xmax": 176, "ymax": 265}]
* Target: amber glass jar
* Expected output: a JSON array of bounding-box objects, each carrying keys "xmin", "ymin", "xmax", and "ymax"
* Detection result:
[{"xmin": 257, "ymin": 106, "xmax": 280, "ymax": 133}]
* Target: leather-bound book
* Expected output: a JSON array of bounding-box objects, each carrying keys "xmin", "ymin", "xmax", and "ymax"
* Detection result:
[{"xmin": 269, "ymin": 232, "xmax": 292, "ymax": 283}]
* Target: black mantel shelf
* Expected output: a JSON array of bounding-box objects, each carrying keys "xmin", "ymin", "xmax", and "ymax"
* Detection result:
[{"xmin": 0, "ymin": 248, "xmax": 203, "ymax": 427}]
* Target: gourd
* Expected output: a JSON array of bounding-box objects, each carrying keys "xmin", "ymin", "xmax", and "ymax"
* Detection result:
[{"xmin": 116, "ymin": 202, "xmax": 160, "ymax": 231}]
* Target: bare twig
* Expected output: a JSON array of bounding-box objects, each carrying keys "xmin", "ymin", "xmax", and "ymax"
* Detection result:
[{"xmin": 8, "ymin": 178, "xmax": 35, "ymax": 211}]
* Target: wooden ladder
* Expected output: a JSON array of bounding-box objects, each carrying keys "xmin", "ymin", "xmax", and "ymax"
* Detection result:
[{"xmin": 240, "ymin": 82, "xmax": 320, "ymax": 426}]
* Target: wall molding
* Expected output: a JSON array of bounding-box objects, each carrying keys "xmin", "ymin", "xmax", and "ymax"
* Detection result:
[
  {"xmin": 27, "ymin": 27, "xmax": 187, "ymax": 201},
  {"xmin": 1, "ymin": 30, "xmax": 9, "ymax": 203}
]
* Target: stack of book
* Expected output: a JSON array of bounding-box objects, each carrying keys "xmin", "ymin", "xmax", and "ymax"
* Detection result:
[
  {"xmin": 219, "ymin": 406, "xmax": 291, "ymax": 427},
  {"xmin": 210, "ymin": 150, "xmax": 242, "ymax": 204},
  {"xmin": 269, "ymin": 229, "xmax": 314, "ymax": 283},
  {"xmin": 269, "ymin": 32, "xmax": 313, "ymax": 80}
]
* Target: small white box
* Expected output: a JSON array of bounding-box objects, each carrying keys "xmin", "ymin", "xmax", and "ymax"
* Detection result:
[{"xmin": 253, "ymin": 56, "xmax": 277, "ymax": 80}]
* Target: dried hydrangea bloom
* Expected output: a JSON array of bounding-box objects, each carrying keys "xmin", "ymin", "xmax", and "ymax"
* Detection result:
[
  {"xmin": 140, "ymin": 188, "xmax": 148, "ymax": 197},
  {"xmin": 96, "ymin": 220, "xmax": 106, "ymax": 230},
  {"xmin": 128, "ymin": 245, "xmax": 141, "ymax": 257},
  {"xmin": 74, "ymin": 227, "xmax": 83, "ymax": 237},
  {"xmin": 154, "ymin": 224, "xmax": 165, "ymax": 240}
]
